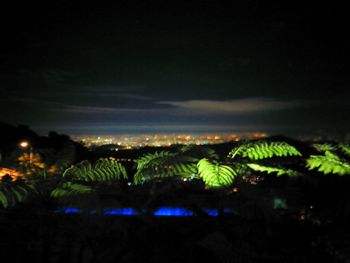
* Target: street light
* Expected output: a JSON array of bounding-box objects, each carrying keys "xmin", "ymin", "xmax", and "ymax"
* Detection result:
[
  {"xmin": 19, "ymin": 141, "xmax": 32, "ymax": 165},
  {"xmin": 19, "ymin": 141, "xmax": 29, "ymax": 148}
]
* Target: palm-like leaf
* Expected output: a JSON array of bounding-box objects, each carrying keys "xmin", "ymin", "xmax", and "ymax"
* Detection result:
[
  {"xmin": 0, "ymin": 178, "xmax": 36, "ymax": 208},
  {"xmin": 306, "ymin": 151, "xmax": 350, "ymax": 175},
  {"xmin": 228, "ymin": 141, "xmax": 302, "ymax": 160},
  {"xmin": 63, "ymin": 158, "xmax": 127, "ymax": 182},
  {"xmin": 197, "ymin": 158, "xmax": 236, "ymax": 188}
]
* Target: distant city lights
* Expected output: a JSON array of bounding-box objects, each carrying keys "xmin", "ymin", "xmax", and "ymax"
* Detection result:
[{"xmin": 71, "ymin": 132, "xmax": 268, "ymax": 150}]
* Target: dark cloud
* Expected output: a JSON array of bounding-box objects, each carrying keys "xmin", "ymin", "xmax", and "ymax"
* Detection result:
[{"xmin": 0, "ymin": 2, "xmax": 349, "ymax": 135}]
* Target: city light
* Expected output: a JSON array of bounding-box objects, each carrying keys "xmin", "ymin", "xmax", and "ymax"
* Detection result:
[{"xmin": 72, "ymin": 132, "xmax": 268, "ymax": 150}]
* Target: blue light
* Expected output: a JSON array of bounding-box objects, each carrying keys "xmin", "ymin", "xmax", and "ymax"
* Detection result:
[
  {"xmin": 104, "ymin": 208, "xmax": 138, "ymax": 216},
  {"xmin": 54, "ymin": 206, "xmax": 235, "ymax": 217},
  {"xmin": 153, "ymin": 207, "xmax": 194, "ymax": 217},
  {"xmin": 203, "ymin": 208, "xmax": 219, "ymax": 217},
  {"xmin": 64, "ymin": 207, "xmax": 81, "ymax": 214}
]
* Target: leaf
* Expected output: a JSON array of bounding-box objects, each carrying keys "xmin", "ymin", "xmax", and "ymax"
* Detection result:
[
  {"xmin": 180, "ymin": 145, "xmax": 219, "ymax": 160},
  {"xmin": 339, "ymin": 144, "xmax": 350, "ymax": 157},
  {"xmin": 306, "ymin": 151, "xmax": 350, "ymax": 175},
  {"xmin": 62, "ymin": 158, "xmax": 128, "ymax": 182},
  {"xmin": 0, "ymin": 191, "xmax": 8, "ymax": 208},
  {"xmin": 197, "ymin": 158, "xmax": 237, "ymax": 188},
  {"xmin": 312, "ymin": 143, "xmax": 337, "ymax": 152},
  {"xmin": 0, "ymin": 180, "xmax": 34, "ymax": 208},
  {"xmin": 246, "ymin": 163, "xmax": 299, "ymax": 177},
  {"xmin": 51, "ymin": 182, "xmax": 93, "ymax": 198},
  {"xmin": 134, "ymin": 151, "xmax": 199, "ymax": 184},
  {"xmin": 228, "ymin": 141, "xmax": 302, "ymax": 160}
]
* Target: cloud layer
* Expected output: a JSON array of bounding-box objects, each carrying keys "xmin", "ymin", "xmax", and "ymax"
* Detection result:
[{"xmin": 158, "ymin": 98, "xmax": 301, "ymax": 114}]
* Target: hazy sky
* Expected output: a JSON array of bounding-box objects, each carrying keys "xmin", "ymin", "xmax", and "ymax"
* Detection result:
[{"xmin": 1, "ymin": 1, "xmax": 349, "ymax": 135}]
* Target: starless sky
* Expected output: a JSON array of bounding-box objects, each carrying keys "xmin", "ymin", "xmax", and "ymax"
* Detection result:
[{"xmin": 0, "ymin": 1, "xmax": 349, "ymax": 135}]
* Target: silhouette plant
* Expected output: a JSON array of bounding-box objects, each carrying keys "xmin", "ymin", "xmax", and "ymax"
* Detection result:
[{"xmin": 0, "ymin": 175, "xmax": 36, "ymax": 208}]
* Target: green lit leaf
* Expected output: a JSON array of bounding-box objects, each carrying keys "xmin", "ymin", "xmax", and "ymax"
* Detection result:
[
  {"xmin": 197, "ymin": 158, "xmax": 237, "ymax": 188},
  {"xmin": 51, "ymin": 182, "xmax": 93, "ymax": 198},
  {"xmin": 63, "ymin": 158, "xmax": 128, "ymax": 182},
  {"xmin": 228, "ymin": 141, "xmax": 302, "ymax": 160},
  {"xmin": 306, "ymin": 151, "xmax": 350, "ymax": 175},
  {"xmin": 134, "ymin": 151, "xmax": 200, "ymax": 184},
  {"xmin": 339, "ymin": 144, "xmax": 350, "ymax": 157},
  {"xmin": 312, "ymin": 143, "xmax": 337, "ymax": 152},
  {"xmin": 246, "ymin": 163, "xmax": 299, "ymax": 176}
]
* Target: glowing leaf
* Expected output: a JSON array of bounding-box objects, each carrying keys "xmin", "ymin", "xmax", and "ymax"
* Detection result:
[
  {"xmin": 197, "ymin": 158, "xmax": 237, "ymax": 188},
  {"xmin": 228, "ymin": 141, "xmax": 302, "ymax": 160},
  {"xmin": 247, "ymin": 163, "xmax": 299, "ymax": 176},
  {"xmin": 306, "ymin": 151, "xmax": 350, "ymax": 175},
  {"xmin": 63, "ymin": 158, "xmax": 127, "ymax": 182}
]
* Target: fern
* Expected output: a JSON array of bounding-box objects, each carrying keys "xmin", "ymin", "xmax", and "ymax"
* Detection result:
[
  {"xmin": 136, "ymin": 151, "xmax": 176, "ymax": 169},
  {"xmin": 0, "ymin": 179, "xmax": 35, "ymax": 208},
  {"xmin": 306, "ymin": 151, "xmax": 350, "ymax": 175},
  {"xmin": 63, "ymin": 158, "xmax": 127, "ymax": 182},
  {"xmin": 197, "ymin": 158, "xmax": 236, "ymax": 188},
  {"xmin": 246, "ymin": 163, "xmax": 299, "ymax": 177},
  {"xmin": 51, "ymin": 182, "xmax": 93, "ymax": 198},
  {"xmin": 312, "ymin": 143, "xmax": 350, "ymax": 158},
  {"xmin": 228, "ymin": 141, "xmax": 302, "ymax": 160},
  {"xmin": 339, "ymin": 144, "xmax": 350, "ymax": 157},
  {"xmin": 171, "ymin": 163, "xmax": 198, "ymax": 177},
  {"xmin": 134, "ymin": 151, "xmax": 198, "ymax": 184},
  {"xmin": 312, "ymin": 143, "xmax": 337, "ymax": 152},
  {"xmin": 179, "ymin": 145, "xmax": 219, "ymax": 160}
]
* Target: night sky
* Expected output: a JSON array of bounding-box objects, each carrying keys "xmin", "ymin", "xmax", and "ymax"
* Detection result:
[{"xmin": 1, "ymin": 1, "xmax": 349, "ymax": 136}]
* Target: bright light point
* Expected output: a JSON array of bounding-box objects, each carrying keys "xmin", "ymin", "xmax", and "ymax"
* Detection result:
[{"xmin": 19, "ymin": 141, "xmax": 29, "ymax": 148}]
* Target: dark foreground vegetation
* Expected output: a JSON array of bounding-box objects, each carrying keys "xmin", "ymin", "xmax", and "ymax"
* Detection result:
[{"xmin": 1, "ymin": 122, "xmax": 350, "ymax": 262}]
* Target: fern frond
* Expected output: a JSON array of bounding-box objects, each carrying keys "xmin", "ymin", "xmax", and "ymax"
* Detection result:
[
  {"xmin": 228, "ymin": 141, "xmax": 302, "ymax": 160},
  {"xmin": 312, "ymin": 143, "xmax": 337, "ymax": 152},
  {"xmin": 63, "ymin": 158, "xmax": 127, "ymax": 182},
  {"xmin": 136, "ymin": 151, "xmax": 177, "ymax": 169},
  {"xmin": 172, "ymin": 163, "xmax": 198, "ymax": 177},
  {"xmin": 179, "ymin": 145, "xmax": 219, "ymax": 160},
  {"xmin": 339, "ymin": 144, "xmax": 350, "ymax": 157},
  {"xmin": 134, "ymin": 151, "xmax": 197, "ymax": 184},
  {"xmin": 246, "ymin": 163, "xmax": 299, "ymax": 176},
  {"xmin": 306, "ymin": 151, "xmax": 350, "ymax": 175},
  {"xmin": 197, "ymin": 158, "xmax": 237, "ymax": 188},
  {"xmin": 51, "ymin": 182, "xmax": 93, "ymax": 198}
]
